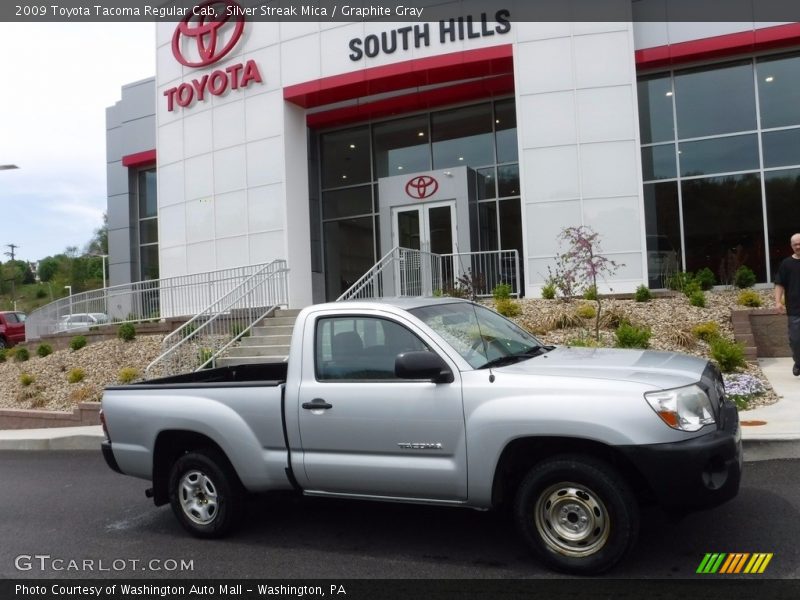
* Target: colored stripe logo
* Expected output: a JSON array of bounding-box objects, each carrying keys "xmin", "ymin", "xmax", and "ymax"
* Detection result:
[{"xmin": 697, "ymin": 553, "xmax": 773, "ymax": 574}]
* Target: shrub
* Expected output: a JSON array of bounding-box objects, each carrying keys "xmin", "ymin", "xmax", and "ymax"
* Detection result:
[
  {"xmin": 695, "ymin": 267, "xmax": 716, "ymax": 291},
  {"xmin": 20, "ymin": 373, "xmax": 34, "ymax": 387},
  {"xmin": 666, "ymin": 328, "xmax": 695, "ymax": 349},
  {"xmin": 67, "ymin": 368, "xmax": 85, "ymax": 383},
  {"xmin": 198, "ymin": 348, "xmax": 213, "ymax": 369},
  {"xmin": 495, "ymin": 298, "xmax": 521, "ymax": 317},
  {"xmin": 230, "ymin": 323, "xmax": 251, "ymax": 339},
  {"xmin": 69, "ymin": 336, "xmax": 87, "ymax": 351},
  {"xmin": 36, "ymin": 288, "xmax": 48, "ymax": 299},
  {"xmin": 583, "ymin": 285, "xmax": 599, "ymax": 301},
  {"xmin": 14, "ymin": 347, "xmax": 30, "ymax": 362},
  {"xmin": 683, "ymin": 280, "xmax": 702, "ymax": 298},
  {"xmin": 734, "ymin": 265, "xmax": 757, "ymax": 289},
  {"xmin": 667, "ymin": 271, "xmax": 694, "ymax": 293},
  {"xmin": 566, "ymin": 336, "xmax": 600, "ymax": 347},
  {"xmin": 117, "ymin": 323, "xmax": 136, "ymax": 342},
  {"xmin": 117, "ymin": 367, "xmax": 140, "ymax": 384},
  {"xmin": 689, "ymin": 291, "xmax": 706, "ymax": 307},
  {"xmin": 0, "ymin": 349, "xmax": 6, "ymax": 363},
  {"xmin": 576, "ymin": 303, "xmax": 597, "ymax": 319},
  {"xmin": 710, "ymin": 337, "xmax": 746, "ymax": 373},
  {"xmin": 723, "ymin": 373, "xmax": 765, "ymax": 411},
  {"xmin": 692, "ymin": 321, "xmax": 720, "ymax": 342},
  {"xmin": 615, "ymin": 322, "xmax": 651, "ymax": 349},
  {"xmin": 541, "ymin": 283, "xmax": 556, "ymax": 300},
  {"xmin": 634, "ymin": 284, "xmax": 651, "ymax": 302},
  {"xmin": 36, "ymin": 343, "xmax": 53, "ymax": 358},
  {"xmin": 492, "ymin": 283, "xmax": 513, "ymax": 301},
  {"xmin": 737, "ymin": 289, "xmax": 762, "ymax": 308}
]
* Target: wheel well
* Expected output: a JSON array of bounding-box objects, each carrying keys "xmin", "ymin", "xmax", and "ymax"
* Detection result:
[
  {"xmin": 152, "ymin": 430, "xmax": 236, "ymax": 506},
  {"xmin": 491, "ymin": 437, "xmax": 655, "ymax": 509}
]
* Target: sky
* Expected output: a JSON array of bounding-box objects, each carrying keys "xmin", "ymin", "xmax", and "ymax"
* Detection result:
[{"xmin": 0, "ymin": 22, "xmax": 156, "ymax": 264}]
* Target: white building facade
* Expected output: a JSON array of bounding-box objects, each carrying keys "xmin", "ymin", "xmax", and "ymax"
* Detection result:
[{"xmin": 106, "ymin": 2, "xmax": 800, "ymax": 307}]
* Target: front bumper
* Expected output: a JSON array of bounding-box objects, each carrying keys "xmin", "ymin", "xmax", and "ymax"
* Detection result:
[{"xmin": 619, "ymin": 400, "xmax": 742, "ymax": 510}]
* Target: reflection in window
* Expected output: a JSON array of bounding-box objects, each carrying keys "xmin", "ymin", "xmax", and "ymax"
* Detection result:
[
  {"xmin": 478, "ymin": 202, "xmax": 498, "ymax": 251},
  {"xmin": 497, "ymin": 164, "xmax": 520, "ymax": 197},
  {"xmin": 494, "ymin": 99, "xmax": 518, "ymax": 163},
  {"xmin": 432, "ymin": 103, "xmax": 494, "ymax": 168},
  {"xmin": 322, "ymin": 186, "xmax": 373, "ymax": 219},
  {"xmin": 476, "ymin": 168, "xmax": 496, "ymax": 200},
  {"xmin": 674, "ymin": 61, "xmax": 756, "ymax": 139},
  {"xmin": 681, "ymin": 174, "xmax": 765, "ymax": 284},
  {"xmin": 324, "ymin": 217, "xmax": 375, "ymax": 299},
  {"xmin": 757, "ymin": 53, "xmax": 800, "ymax": 129},
  {"xmin": 643, "ymin": 182, "xmax": 682, "ymax": 288},
  {"xmin": 678, "ymin": 134, "xmax": 759, "ymax": 177},
  {"xmin": 137, "ymin": 168, "xmax": 158, "ymax": 281},
  {"xmin": 765, "ymin": 168, "xmax": 800, "ymax": 278},
  {"xmin": 373, "ymin": 115, "xmax": 430, "ymax": 178},
  {"xmin": 641, "ymin": 144, "xmax": 677, "ymax": 181},
  {"xmin": 762, "ymin": 128, "xmax": 800, "ymax": 169},
  {"xmin": 321, "ymin": 127, "xmax": 372, "ymax": 188},
  {"xmin": 638, "ymin": 74, "xmax": 675, "ymax": 144}
]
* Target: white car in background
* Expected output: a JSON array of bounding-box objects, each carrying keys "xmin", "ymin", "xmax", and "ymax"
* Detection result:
[{"xmin": 57, "ymin": 313, "xmax": 109, "ymax": 332}]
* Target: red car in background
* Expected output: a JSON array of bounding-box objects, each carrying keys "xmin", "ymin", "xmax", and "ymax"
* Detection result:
[{"xmin": 0, "ymin": 311, "xmax": 26, "ymax": 348}]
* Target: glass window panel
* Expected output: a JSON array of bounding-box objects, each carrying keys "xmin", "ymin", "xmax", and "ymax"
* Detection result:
[
  {"xmin": 497, "ymin": 164, "xmax": 520, "ymax": 197},
  {"xmin": 678, "ymin": 134, "xmax": 758, "ymax": 177},
  {"xmin": 762, "ymin": 128, "xmax": 800, "ymax": 169},
  {"xmin": 321, "ymin": 127, "xmax": 371, "ymax": 188},
  {"xmin": 476, "ymin": 168, "xmax": 496, "ymax": 200},
  {"xmin": 396, "ymin": 209, "xmax": 421, "ymax": 250},
  {"xmin": 494, "ymin": 99, "xmax": 518, "ymax": 163},
  {"xmin": 765, "ymin": 168, "xmax": 800, "ymax": 281},
  {"xmin": 499, "ymin": 199, "xmax": 523, "ymax": 294},
  {"xmin": 432, "ymin": 104, "xmax": 494, "ymax": 169},
  {"xmin": 477, "ymin": 202, "xmax": 498, "ymax": 251},
  {"xmin": 373, "ymin": 115, "xmax": 430, "ymax": 179},
  {"xmin": 140, "ymin": 245, "xmax": 159, "ymax": 280},
  {"xmin": 757, "ymin": 53, "xmax": 800, "ymax": 129},
  {"xmin": 139, "ymin": 218, "xmax": 158, "ymax": 244},
  {"xmin": 428, "ymin": 206, "xmax": 453, "ymax": 255},
  {"xmin": 324, "ymin": 217, "xmax": 375, "ymax": 300},
  {"xmin": 641, "ymin": 144, "xmax": 677, "ymax": 181},
  {"xmin": 681, "ymin": 173, "xmax": 765, "ymax": 284},
  {"xmin": 322, "ymin": 185, "xmax": 373, "ymax": 219},
  {"xmin": 643, "ymin": 182, "xmax": 682, "ymax": 288},
  {"xmin": 674, "ymin": 61, "xmax": 756, "ymax": 138},
  {"xmin": 138, "ymin": 169, "xmax": 157, "ymax": 218},
  {"xmin": 637, "ymin": 75, "xmax": 675, "ymax": 144}
]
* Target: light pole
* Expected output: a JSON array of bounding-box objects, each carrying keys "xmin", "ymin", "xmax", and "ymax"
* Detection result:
[
  {"xmin": 87, "ymin": 253, "xmax": 108, "ymax": 314},
  {"xmin": 64, "ymin": 285, "xmax": 73, "ymax": 316}
]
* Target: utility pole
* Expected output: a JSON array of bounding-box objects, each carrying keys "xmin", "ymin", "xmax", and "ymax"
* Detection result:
[{"xmin": 4, "ymin": 243, "xmax": 19, "ymax": 260}]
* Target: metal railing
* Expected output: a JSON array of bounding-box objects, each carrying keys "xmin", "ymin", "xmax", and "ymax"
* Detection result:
[
  {"xmin": 337, "ymin": 247, "xmax": 520, "ymax": 301},
  {"xmin": 25, "ymin": 264, "xmax": 277, "ymax": 341},
  {"xmin": 145, "ymin": 259, "xmax": 289, "ymax": 379}
]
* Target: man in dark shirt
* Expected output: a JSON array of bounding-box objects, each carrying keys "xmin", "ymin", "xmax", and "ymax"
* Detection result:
[{"xmin": 774, "ymin": 233, "xmax": 800, "ymax": 376}]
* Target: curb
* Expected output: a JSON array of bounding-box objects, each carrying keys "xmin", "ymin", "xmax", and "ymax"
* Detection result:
[
  {"xmin": 0, "ymin": 427, "xmax": 104, "ymax": 451},
  {"xmin": 742, "ymin": 438, "xmax": 800, "ymax": 462}
]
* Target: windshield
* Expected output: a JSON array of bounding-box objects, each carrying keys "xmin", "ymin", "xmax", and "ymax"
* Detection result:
[{"xmin": 409, "ymin": 302, "xmax": 544, "ymax": 369}]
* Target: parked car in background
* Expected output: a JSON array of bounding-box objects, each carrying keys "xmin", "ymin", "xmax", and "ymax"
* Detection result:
[
  {"xmin": 56, "ymin": 313, "xmax": 109, "ymax": 333},
  {"xmin": 0, "ymin": 311, "xmax": 27, "ymax": 347}
]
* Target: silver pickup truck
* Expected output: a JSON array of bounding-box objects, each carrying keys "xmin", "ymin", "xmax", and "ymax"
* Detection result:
[{"xmin": 101, "ymin": 297, "xmax": 742, "ymax": 575}]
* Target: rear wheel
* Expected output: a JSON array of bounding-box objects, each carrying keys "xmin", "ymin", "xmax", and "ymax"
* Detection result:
[
  {"xmin": 168, "ymin": 449, "xmax": 244, "ymax": 538},
  {"xmin": 514, "ymin": 455, "xmax": 639, "ymax": 575}
]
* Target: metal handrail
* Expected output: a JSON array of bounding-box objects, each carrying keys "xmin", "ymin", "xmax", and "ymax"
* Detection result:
[{"xmin": 144, "ymin": 260, "xmax": 289, "ymax": 379}]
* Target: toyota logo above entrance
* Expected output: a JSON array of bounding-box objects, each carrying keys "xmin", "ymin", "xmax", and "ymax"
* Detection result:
[
  {"xmin": 405, "ymin": 175, "xmax": 439, "ymax": 200},
  {"xmin": 172, "ymin": 0, "xmax": 245, "ymax": 68}
]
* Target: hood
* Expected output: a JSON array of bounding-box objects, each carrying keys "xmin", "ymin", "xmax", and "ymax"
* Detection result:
[{"xmin": 499, "ymin": 346, "xmax": 709, "ymax": 390}]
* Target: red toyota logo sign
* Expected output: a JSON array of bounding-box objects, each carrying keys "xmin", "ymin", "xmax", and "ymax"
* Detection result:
[
  {"xmin": 405, "ymin": 175, "xmax": 439, "ymax": 199},
  {"xmin": 172, "ymin": 0, "xmax": 245, "ymax": 68}
]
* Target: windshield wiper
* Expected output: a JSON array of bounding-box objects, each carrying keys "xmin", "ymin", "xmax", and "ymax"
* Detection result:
[{"xmin": 479, "ymin": 345, "xmax": 547, "ymax": 369}]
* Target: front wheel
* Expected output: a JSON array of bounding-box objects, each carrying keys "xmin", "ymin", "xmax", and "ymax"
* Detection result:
[
  {"xmin": 514, "ymin": 455, "xmax": 639, "ymax": 575},
  {"xmin": 168, "ymin": 449, "xmax": 244, "ymax": 538}
]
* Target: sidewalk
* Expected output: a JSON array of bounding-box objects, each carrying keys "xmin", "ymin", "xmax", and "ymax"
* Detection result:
[{"xmin": 1, "ymin": 359, "xmax": 800, "ymax": 458}]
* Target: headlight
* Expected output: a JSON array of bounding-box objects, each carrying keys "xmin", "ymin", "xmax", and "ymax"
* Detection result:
[{"xmin": 644, "ymin": 384, "xmax": 715, "ymax": 432}]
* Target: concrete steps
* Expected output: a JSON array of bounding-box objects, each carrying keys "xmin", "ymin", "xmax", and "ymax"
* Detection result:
[{"xmin": 216, "ymin": 308, "xmax": 298, "ymax": 367}]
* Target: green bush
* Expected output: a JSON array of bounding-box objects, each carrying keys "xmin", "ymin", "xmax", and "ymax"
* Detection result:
[
  {"xmin": 541, "ymin": 283, "xmax": 556, "ymax": 300},
  {"xmin": 14, "ymin": 347, "xmax": 30, "ymax": 362},
  {"xmin": 734, "ymin": 265, "xmax": 757, "ymax": 289},
  {"xmin": 737, "ymin": 289, "xmax": 762, "ymax": 308},
  {"xmin": 35, "ymin": 288, "xmax": 48, "ymax": 299},
  {"xmin": 492, "ymin": 283, "xmax": 513, "ymax": 301},
  {"xmin": 20, "ymin": 373, "xmax": 34, "ymax": 387},
  {"xmin": 689, "ymin": 290, "xmax": 706, "ymax": 308},
  {"xmin": 69, "ymin": 336, "xmax": 87, "ymax": 351},
  {"xmin": 67, "ymin": 368, "xmax": 85, "ymax": 384},
  {"xmin": 576, "ymin": 303, "xmax": 597, "ymax": 319},
  {"xmin": 583, "ymin": 285, "xmax": 599, "ymax": 301},
  {"xmin": 615, "ymin": 322, "xmax": 651, "ymax": 349},
  {"xmin": 634, "ymin": 284, "xmax": 651, "ymax": 302},
  {"xmin": 0, "ymin": 349, "xmax": 7, "ymax": 363},
  {"xmin": 117, "ymin": 323, "xmax": 136, "ymax": 342},
  {"xmin": 695, "ymin": 267, "xmax": 716, "ymax": 291},
  {"xmin": 667, "ymin": 271, "xmax": 694, "ymax": 293},
  {"xmin": 566, "ymin": 336, "xmax": 600, "ymax": 347},
  {"xmin": 495, "ymin": 298, "xmax": 521, "ymax": 317},
  {"xmin": 36, "ymin": 344, "xmax": 53, "ymax": 358},
  {"xmin": 692, "ymin": 321, "xmax": 720, "ymax": 342},
  {"xmin": 198, "ymin": 348, "xmax": 213, "ymax": 369},
  {"xmin": 117, "ymin": 367, "xmax": 140, "ymax": 384},
  {"xmin": 710, "ymin": 338, "xmax": 746, "ymax": 373}
]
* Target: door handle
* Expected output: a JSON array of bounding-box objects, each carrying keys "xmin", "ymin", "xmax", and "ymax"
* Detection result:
[{"xmin": 302, "ymin": 398, "xmax": 333, "ymax": 410}]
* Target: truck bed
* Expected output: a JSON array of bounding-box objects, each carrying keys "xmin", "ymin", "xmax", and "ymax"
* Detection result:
[{"xmin": 106, "ymin": 362, "xmax": 288, "ymax": 389}]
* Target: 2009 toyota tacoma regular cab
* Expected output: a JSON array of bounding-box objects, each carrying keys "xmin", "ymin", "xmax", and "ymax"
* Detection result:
[{"xmin": 101, "ymin": 298, "xmax": 742, "ymax": 575}]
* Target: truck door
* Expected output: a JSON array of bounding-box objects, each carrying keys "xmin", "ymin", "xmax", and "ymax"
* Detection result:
[{"xmin": 296, "ymin": 314, "xmax": 467, "ymax": 501}]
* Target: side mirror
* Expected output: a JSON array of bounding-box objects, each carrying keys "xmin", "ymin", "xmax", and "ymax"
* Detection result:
[{"xmin": 395, "ymin": 351, "xmax": 454, "ymax": 384}]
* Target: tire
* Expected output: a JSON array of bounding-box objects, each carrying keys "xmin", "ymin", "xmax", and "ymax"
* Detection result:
[
  {"xmin": 168, "ymin": 449, "xmax": 244, "ymax": 538},
  {"xmin": 514, "ymin": 454, "xmax": 639, "ymax": 575}
]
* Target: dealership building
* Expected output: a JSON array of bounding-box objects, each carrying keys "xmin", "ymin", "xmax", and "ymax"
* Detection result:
[{"xmin": 106, "ymin": 4, "xmax": 800, "ymax": 309}]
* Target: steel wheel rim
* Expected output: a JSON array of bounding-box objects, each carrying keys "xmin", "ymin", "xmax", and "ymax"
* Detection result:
[
  {"xmin": 533, "ymin": 481, "xmax": 610, "ymax": 557},
  {"xmin": 179, "ymin": 469, "xmax": 219, "ymax": 525}
]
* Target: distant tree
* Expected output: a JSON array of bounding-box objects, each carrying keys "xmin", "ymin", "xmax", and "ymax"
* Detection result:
[
  {"xmin": 37, "ymin": 256, "xmax": 63, "ymax": 282},
  {"xmin": 84, "ymin": 213, "xmax": 108, "ymax": 256}
]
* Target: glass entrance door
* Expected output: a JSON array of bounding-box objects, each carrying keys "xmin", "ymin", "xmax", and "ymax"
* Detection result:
[{"xmin": 391, "ymin": 201, "xmax": 456, "ymax": 296}]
